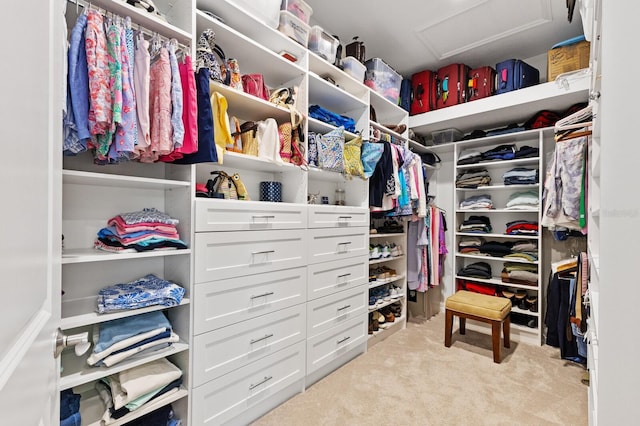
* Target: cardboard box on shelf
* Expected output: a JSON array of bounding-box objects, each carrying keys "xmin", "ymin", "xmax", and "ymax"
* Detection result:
[{"xmin": 547, "ymin": 40, "xmax": 590, "ymax": 81}]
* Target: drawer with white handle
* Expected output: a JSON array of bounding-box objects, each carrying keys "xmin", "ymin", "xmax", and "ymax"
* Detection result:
[
  {"xmin": 192, "ymin": 304, "xmax": 306, "ymax": 386},
  {"xmin": 306, "ymin": 286, "xmax": 367, "ymax": 338},
  {"xmin": 306, "ymin": 316, "xmax": 367, "ymax": 375},
  {"xmin": 193, "ymin": 267, "xmax": 307, "ymax": 334},
  {"xmin": 308, "ymin": 227, "xmax": 368, "ymax": 264},
  {"xmin": 307, "ymin": 257, "xmax": 368, "ymax": 301},
  {"xmin": 194, "ymin": 229, "xmax": 307, "ymax": 282},
  {"xmin": 195, "ymin": 199, "xmax": 307, "ymax": 232},
  {"xmin": 191, "ymin": 341, "xmax": 305, "ymax": 425},
  {"xmin": 308, "ymin": 205, "xmax": 369, "ymax": 228}
]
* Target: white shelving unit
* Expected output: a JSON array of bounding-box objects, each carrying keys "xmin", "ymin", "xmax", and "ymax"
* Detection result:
[
  {"xmin": 451, "ymin": 131, "xmax": 545, "ymax": 344},
  {"xmin": 60, "ymin": 1, "xmax": 195, "ymax": 424}
]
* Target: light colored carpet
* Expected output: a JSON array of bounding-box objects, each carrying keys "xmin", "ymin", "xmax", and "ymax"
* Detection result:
[{"xmin": 252, "ymin": 313, "xmax": 588, "ymax": 426}]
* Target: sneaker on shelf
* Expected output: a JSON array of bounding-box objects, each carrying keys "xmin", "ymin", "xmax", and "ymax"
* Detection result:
[
  {"xmin": 369, "ymin": 245, "xmax": 381, "ymax": 260},
  {"xmin": 369, "ymin": 296, "xmax": 377, "ymax": 307},
  {"xmin": 380, "ymin": 244, "xmax": 391, "ymax": 258},
  {"xmin": 390, "ymin": 286, "xmax": 403, "ymax": 298},
  {"xmin": 390, "ymin": 243, "xmax": 403, "ymax": 257}
]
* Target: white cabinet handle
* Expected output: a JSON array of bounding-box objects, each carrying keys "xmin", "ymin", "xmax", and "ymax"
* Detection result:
[
  {"xmin": 337, "ymin": 304, "xmax": 351, "ymax": 311},
  {"xmin": 252, "ymin": 215, "xmax": 275, "ymax": 221},
  {"xmin": 252, "ymin": 250, "xmax": 275, "ymax": 255},
  {"xmin": 337, "ymin": 336, "xmax": 351, "ymax": 344},
  {"xmin": 337, "ymin": 273, "xmax": 351, "ymax": 279},
  {"xmin": 338, "ymin": 216, "xmax": 352, "ymax": 219},
  {"xmin": 249, "ymin": 375, "xmax": 273, "ymax": 390},
  {"xmin": 250, "ymin": 333, "xmax": 274, "ymax": 344}
]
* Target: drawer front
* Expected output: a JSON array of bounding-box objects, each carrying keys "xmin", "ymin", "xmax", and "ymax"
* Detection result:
[
  {"xmin": 308, "ymin": 205, "xmax": 369, "ymax": 228},
  {"xmin": 195, "ymin": 199, "xmax": 307, "ymax": 232},
  {"xmin": 308, "ymin": 227, "xmax": 368, "ymax": 264},
  {"xmin": 193, "ymin": 304, "xmax": 306, "ymax": 386},
  {"xmin": 195, "ymin": 230, "xmax": 307, "ymax": 283},
  {"xmin": 307, "ymin": 286, "xmax": 367, "ymax": 338},
  {"xmin": 306, "ymin": 316, "xmax": 367, "ymax": 375},
  {"xmin": 307, "ymin": 257, "xmax": 368, "ymax": 301},
  {"xmin": 193, "ymin": 267, "xmax": 307, "ymax": 334},
  {"xmin": 192, "ymin": 341, "xmax": 305, "ymax": 426}
]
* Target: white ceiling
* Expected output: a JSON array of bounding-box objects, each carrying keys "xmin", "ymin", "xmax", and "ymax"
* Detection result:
[{"xmin": 304, "ymin": 0, "xmax": 584, "ymax": 77}]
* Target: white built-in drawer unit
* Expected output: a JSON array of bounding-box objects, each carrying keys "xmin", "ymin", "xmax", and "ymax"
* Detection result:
[
  {"xmin": 308, "ymin": 205, "xmax": 369, "ymax": 228},
  {"xmin": 194, "ymin": 229, "xmax": 307, "ymax": 282},
  {"xmin": 192, "ymin": 304, "xmax": 306, "ymax": 386},
  {"xmin": 306, "ymin": 315, "xmax": 367, "ymax": 375},
  {"xmin": 306, "ymin": 286, "xmax": 367, "ymax": 338},
  {"xmin": 307, "ymin": 257, "xmax": 368, "ymax": 301},
  {"xmin": 307, "ymin": 227, "xmax": 368, "ymax": 264},
  {"xmin": 191, "ymin": 341, "xmax": 306, "ymax": 425},
  {"xmin": 195, "ymin": 199, "xmax": 307, "ymax": 232},
  {"xmin": 193, "ymin": 267, "xmax": 307, "ymax": 334}
]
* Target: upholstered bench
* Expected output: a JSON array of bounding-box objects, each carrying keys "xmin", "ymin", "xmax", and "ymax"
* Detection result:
[{"xmin": 445, "ymin": 290, "xmax": 511, "ymax": 363}]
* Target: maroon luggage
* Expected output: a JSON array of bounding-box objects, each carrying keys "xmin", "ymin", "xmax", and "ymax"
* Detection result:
[
  {"xmin": 410, "ymin": 69, "xmax": 437, "ymax": 116},
  {"xmin": 467, "ymin": 66, "xmax": 496, "ymax": 102},
  {"xmin": 436, "ymin": 63, "xmax": 470, "ymax": 109}
]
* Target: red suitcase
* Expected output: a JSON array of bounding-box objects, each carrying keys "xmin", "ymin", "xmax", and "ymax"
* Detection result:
[
  {"xmin": 410, "ymin": 70, "xmax": 437, "ymax": 116},
  {"xmin": 436, "ymin": 63, "xmax": 470, "ymax": 109},
  {"xmin": 467, "ymin": 66, "xmax": 496, "ymax": 101}
]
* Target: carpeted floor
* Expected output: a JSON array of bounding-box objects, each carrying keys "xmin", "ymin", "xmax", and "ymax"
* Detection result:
[{"xmin": 252, "ymin": 313, "xmax": 588, "ymax": 426}]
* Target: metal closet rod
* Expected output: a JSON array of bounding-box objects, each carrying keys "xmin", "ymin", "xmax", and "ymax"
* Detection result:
[{"xmin": 66, "ymin": 0, "xmax": 191, "ymax": 52}]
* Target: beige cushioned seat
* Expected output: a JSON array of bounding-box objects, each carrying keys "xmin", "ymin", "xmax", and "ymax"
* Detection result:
[{"xmin": 445, "ymin": 290, "xmax": 511, "ymax": 321}]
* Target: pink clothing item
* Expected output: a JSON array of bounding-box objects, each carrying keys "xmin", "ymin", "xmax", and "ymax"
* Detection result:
[
  {"xmin": 159, "ymin": 55, "xmax": 198, "ymax": 162},
  {"xmin": 113, "ymin": 25, "xmax": 136, "ymax": 160},
  {"xmin": 133, "ymin": 32, "xmax": 151, "ymax": 155},
  {"xmin": 107, "ymin": 216, "xmax": 177, "ymax": 234},
  {"xmin": 85, "ymin": 10, "xmax": 111, "ymax": 137},
  {"xmin": 141, "ymin": 47, "xmax": 173, "ymax": 163}
]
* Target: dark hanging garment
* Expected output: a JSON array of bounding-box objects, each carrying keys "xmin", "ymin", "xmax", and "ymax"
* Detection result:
[{"xmin": 173, "ymin": 68, "xmax": 218, "ymax": 164}]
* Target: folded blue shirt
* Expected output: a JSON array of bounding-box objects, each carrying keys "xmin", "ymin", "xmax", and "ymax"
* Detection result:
[{"xmin": 93, "ymin": 310, "xmax": 171, "ymax": 354}]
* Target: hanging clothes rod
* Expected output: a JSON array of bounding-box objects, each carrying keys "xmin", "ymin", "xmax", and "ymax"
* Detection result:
[{"xmin": 65, "ymin": 0, "xmax": 191, "ymax": 51}]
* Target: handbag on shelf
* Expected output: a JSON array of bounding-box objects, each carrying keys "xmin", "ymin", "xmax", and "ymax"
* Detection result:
[
  {"xmin": 195, "ymin": 29, "xmax": 230, "ymax": 85},
  {"xmin": 242, "ymin": 74, "xmax": 270, "ymax": 101},
  {"xmin": 317, "ymin": 126, "xmax": 345, "ymax": 173},
  {"xmin": 207, "ymin": 171, "xmax": 238, "ymax": 200},
  {"xmin": 226, "ymin": 58, "xmax": 243, "ymax": 91},
  {"xmin": 230, "ymin": 120, "xmax": 258, "ymax": 156},
  {"xmin": 227, "ymin": 117, "xmax": 243, "ymax": 153},
  {"xmin": 278, "ymin": 105, "xmax": 307, "ymax": 168},
  {"xmin": 343, "ymin": 135, "xmax": 365, "ymax": 178}
]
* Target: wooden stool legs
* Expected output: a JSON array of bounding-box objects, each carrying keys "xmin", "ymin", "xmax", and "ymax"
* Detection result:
[{"xmin": 444, "ymin": 309, "xmax": 510, "ymax": 363}]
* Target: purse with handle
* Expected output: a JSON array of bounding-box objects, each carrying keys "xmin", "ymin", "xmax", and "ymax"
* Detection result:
[{"xmin": 195, "ymin": 29, "xmax": 230, "ymax": 85}]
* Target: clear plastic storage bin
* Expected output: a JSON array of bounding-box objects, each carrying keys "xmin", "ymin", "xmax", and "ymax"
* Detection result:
[
  {"xmin": 308, "ymin": 25, "xmax": 339, "ymax": 63},
  {"xmin": 278, "ymin": 10, "xmax": 310, "ymax": 46},
  {"xmin": 281, "ymin": 0, "xmax": 313, "ymax": 24},
  {"xmin": 364, "ymin": 58, "xmax": 402, "ymax": 104},
  {"xmin": 342, "ymin": 56, "xmax": 366, "ymax": 82},
  {"xmin": 432, "ymin": 128, "xmax": 464, "ymax": 145},
  {"xmin": 228, "ymin": 0, "xmax": 281, "ymax": 28}
]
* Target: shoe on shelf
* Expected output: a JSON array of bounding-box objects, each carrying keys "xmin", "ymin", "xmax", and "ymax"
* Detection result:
[
  {"xmin": 379, "ymin": 244, "xmax": 391, "ymax": 258},
  {"xmin": 373, "ymin": 310, "xmax": 385, "ymax": 324},
  {"xmin": 369, "ymin": 245, "xmax": 381, "ymax": 260},
  {"xmin": 369, "ymin": 296, "xmax": 377, "ymax": 307},
  {"xmin": 526, "ymin": 295, "xmax": 538, "ymax": 312},
  {"xmin": 380, "ymin": 266, "xmax": 397, "ymax": 277},
  {"xmin": 381, "ymin": 308, "xmax": 395, "ymax": 323},
  {"xmin": 390, "ymin": 243, "xmax": 403, "ymax": 257}
]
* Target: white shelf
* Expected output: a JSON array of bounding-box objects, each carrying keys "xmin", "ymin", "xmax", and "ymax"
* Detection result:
[
  {"xmin": 451, "ymin": 128, "xmax": 550, "ymax": 151},
  {"xmin": 92, "ymin": 0, "xmax": 193, "ymax": 43},
  {"xmin": 369, "ymin": 255, "xmax": 405, "ymax": 265},
  {"xmin": 455, "ymin": 275, "xmax": 538, "ymax": 291},
  {"xmin": 196, "ymin": 10, "xmax": 305, "ymax": 86},
  {"xmin": 370, "ymin": 121, "xmax": 406, "ymax": 141},
  {"xmin": 61, "ymin": 248, "xmax": 191, "ymax": 264},
  {"xmin": 208, "ymin": 81, "xmax": 293, "ymax": 123},
  {"xmin": 369, "ymin": 89, "xmax": 407, "ymax": 124},
  {"xmin": 408, "ymin": 139, "xmax": 436, "ymax": 154},
  {"xmin": 369, "ymin": 232, "xmax": 405, "ymax": 239},
  {"xmin": 218, "ymin": 151, "xmax": 302, "ymax": 173},
  {"xmin": 308, "ymin": 166, "xmax": 359, "ymax": 183},
  {"xmin": 456, "ymin": 184, "xmax": 539, "ymax": 191},
  {"xmin": 368, "ymin": 274, "xmax": 406, "ymax": 290},
  {"xmin": 61, "ymin": 298, "xmax": 191, "ymax": 331},
  {"xmin": 510, "ymin": 322, "xmax": 540, "ymax": 333},
  {"xmin": 456, "ymin": 157, "xmax": 540, "ymax": 170},
  {"xmin": 409, "ymin": 74, "xmax": 590, "ymax": 135},
  {"xmin": 79, "ymin": 385, "xmax": 188, "ymax": 426},
  {"xmin": 308, "ymin": 52, "xmax": 369, "ymax": 99},
  {"xmin": 196, "ymin": 1, "xmax": 308, "ymax": 61},
  {"xmin": 62, "ymin": 170, "xmax": 190, "ymax": 189},
  {"xmin": 456, "ymin": 232, "xmax": 539, "ymax": 240},
  {"xmin": 309, "ymin": 73, "xmax": 368, "ymax": 115},
  {"xmin": 308, "ymin": 117, "xmax": 359, "ymax": 140},
  {"xmin": 369, "ymin": 296, "xmax": 405, "ymax": 312},
  {"xmin": 456, "ymin": 209, "xmax": 539, "ymax": 213},
  {"xmin": 60, "ymin": 341, "xmax": 189, "ymax": 390},
  {"xmin": 511, "ymin": 306, "xmax": 540, "ymax": 317},
  {"xmin": 456, "ymin": 253, "xmax": 538, "ymax": 264}
]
